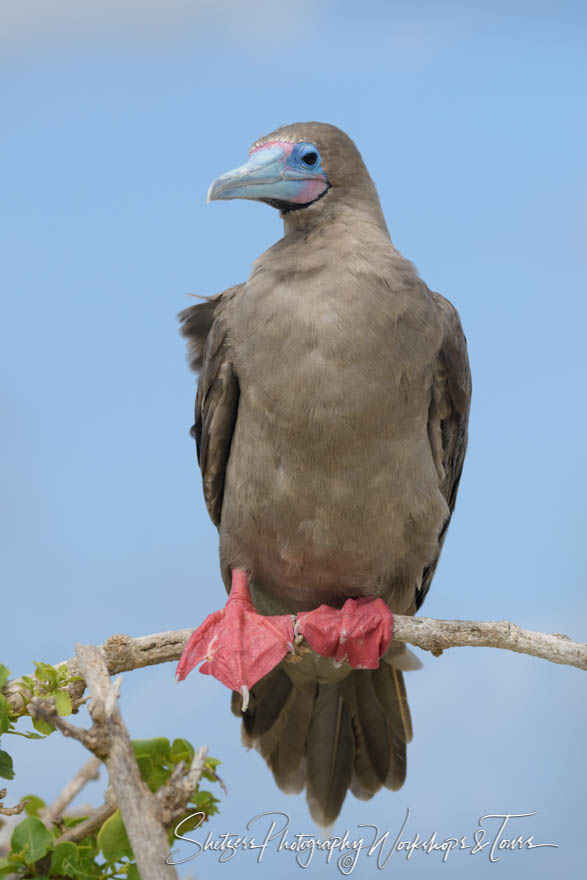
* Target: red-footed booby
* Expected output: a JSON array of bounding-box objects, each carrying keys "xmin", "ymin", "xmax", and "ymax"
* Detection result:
[{"xmin": 176, "ymin": 122, "xmax": 471, "ymax": 825}]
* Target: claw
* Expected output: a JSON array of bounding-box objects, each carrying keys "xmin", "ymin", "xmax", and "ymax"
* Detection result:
[
  {"xmin": 296, "ymin": 597, "xmax": 393, "ymax": 669},
  {"xmin": 176, "ymin": 569, "xmax": 295, "ymax": 695}
]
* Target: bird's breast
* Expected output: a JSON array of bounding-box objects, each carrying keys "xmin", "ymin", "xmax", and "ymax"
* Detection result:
[{"xmin": 218, "ymin": 269, "xmax": 446, "ymax": 610}]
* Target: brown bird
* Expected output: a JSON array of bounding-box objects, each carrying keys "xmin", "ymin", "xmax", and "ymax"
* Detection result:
[{"xmin": 177, "ymin": 122, "xmax": 471, "ymax": 825}]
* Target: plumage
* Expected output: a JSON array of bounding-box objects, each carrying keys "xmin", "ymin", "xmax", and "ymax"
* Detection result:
[
  {"xmin": 181, "ymin": 122, "xmax": 471, "ymax": 824},
  {"xmin": 306, "ymin": 683, "xmax": 355, "ymax": 827}
]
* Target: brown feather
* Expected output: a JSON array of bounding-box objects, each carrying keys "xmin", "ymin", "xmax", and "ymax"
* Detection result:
[
  {"xmin": 306, "ymin": 683, "xmax": 354, "ymax": 827},
  {"xmin": 242, "ymin": 668, "xmax": 292, "ymax": 739},
  {"xmin": 182, "ymin": 122, "xmax": 472, "ymax": 824},
  {"xmin": 344, "ymin": 676, "xmax": 382, "ymax": 799},
  {"xmin": 272, "ymin": 682, "xmax": 316, "ymax": 778},
  {"xmin": 373, "ymin": 663, "xmax": 413, "ymax": 743},
  {"xmin": 352, "ymin": 670, "xmax": 390, "ymax": 784}
]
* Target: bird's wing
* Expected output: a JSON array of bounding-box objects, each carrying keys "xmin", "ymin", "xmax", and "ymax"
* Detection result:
[
  {"xmin": 179, "ymin": 284, "xmax": 244, "ymax": 526},
  {"xmin": 416, "ymin": 290, "xmax": 472, "ymax": 610}
]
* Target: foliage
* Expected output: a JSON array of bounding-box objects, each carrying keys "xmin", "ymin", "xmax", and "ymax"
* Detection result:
[
  {"xmin": 0, "ymin": 661, "xmax": 83, "ymax": 758},
  {"xmin": 0, "ymin": 662, "xmax": 221, "ymax": 879}
]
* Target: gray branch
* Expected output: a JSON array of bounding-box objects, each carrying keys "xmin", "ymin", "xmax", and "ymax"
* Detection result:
[
  {"xmin": 155, "ymin": 744, "xmax": 208, "ymax": 827},
  {"xmin": 55, "ymin": 799, "xmax": 116, "ymax": 844},
  {"xmin": 4, "ymin": 616, "xmax": 586, "ymax": 718},
  {"xmin": 42, "ymin": 756, "xmax": 101, "ymax": 827},
  {"xmin": 390, "ymin": 615, "xmax": 587, "ymax": 669},
  {"xmin": 74, "ymin": 643, "xmax": 179, "ymax": 880},
  {"xmin": 0, "ymin": 788, "xmax": 29, "ymax": 817}
]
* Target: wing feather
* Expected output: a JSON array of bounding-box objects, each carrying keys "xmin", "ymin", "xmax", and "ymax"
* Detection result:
[
  {"xmin": 179, "ymin": 285, "xmax": 244, "ymax": 527},
  {"xmin": 417, "ymin": 291, "xmax": 472, "ymax": 609}
]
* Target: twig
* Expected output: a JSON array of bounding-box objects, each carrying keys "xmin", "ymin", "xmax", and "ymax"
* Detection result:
[
  {"xmin": 42, "ymin": 756, "xmax": 101, "ymax": 827},
  {"xmin": 389, "ymin": 616, "xmax": 587, "ymax": 669},
  {"xmin": 55, "ymin": 799, "xmax": 116, "ymax": 844},
  {"xmin": 4, "ymin": 616, "xmax": 586, "ymax": 717},
  {"xmin": 155, "ymin": 745, "xmax": 208, "ymax": 827},
  {"xmin": 29, "ymin": 698, "xmax": 105, "ymax": 753},
  {"xmin": 0, "ymin": 788, "xmax": 28, "ymax": 817}
]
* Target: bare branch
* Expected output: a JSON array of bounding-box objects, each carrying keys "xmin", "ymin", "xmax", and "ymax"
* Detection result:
[
  {"xmin": 42, "ymin": 756, "xmax": 101, "ymax": 827},
  {"xmin": 4, "ymin": 616, "xmax": 586, "ymax": 718},
  {"xmin": 55, "ymin": 799, "xmax": 116, "ymax": 844},
  {"xmin": 155, "ymin": 745, "xmax": 208, "ymax": 827},
  {"xmin": 29, "ymin": 698, "xmax": 104, "ymax": 752},
  {"xmin": 389, "ymin": 616, "xmax": 587, "ymax": 670},
  {"xmin": 74, "ymin": 643, "xmax": 179, "ymax": 880},
  {"xmin": 0, "ymin": 788, "xmax": 29, "ymax": 817}
]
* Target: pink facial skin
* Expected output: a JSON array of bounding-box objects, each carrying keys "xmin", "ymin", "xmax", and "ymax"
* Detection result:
[
  {"xmin": 249, "ymin": 141, "xmax": 329, "ymax": 205},
  {"xmin": 289, "ymin": 178, "xmax": 329, "ymax": 204},
  {"xmin": 249, "ymin": 140, "xmax": 295, "ymax": 158}
]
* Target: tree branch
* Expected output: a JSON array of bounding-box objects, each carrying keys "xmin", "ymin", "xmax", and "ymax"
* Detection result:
[
  {"xmin": 4, "ymin": 616, "xmax": 586, "ymax": 717},
  {"xmin": 55, "ymin": 799, "xmax": 116, "ymax": 844},
  {"xmin": 390, "ymin": 615, "xmax": 587, "ymax": 668},
  {"xmin": 0, "ymin": 788, "xmax": 29, "ymax": 817},
  {"xmin": 155, "ymin": 744, "xmax": 208, "ymax": 827},
  {"xmin": 74, "ymin": 643, "xmax": 179, "ymax": 880},
  {"xmin": 42, "ymin": 756, "xmax": 101, "ymax": 827}
]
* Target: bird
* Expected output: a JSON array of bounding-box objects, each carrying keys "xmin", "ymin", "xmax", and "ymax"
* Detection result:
[{"xmin": 176, "ymin": 122, "xmax": 471, "ymax": 826}]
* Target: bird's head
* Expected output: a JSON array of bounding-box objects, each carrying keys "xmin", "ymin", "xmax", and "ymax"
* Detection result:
[{"xmin": 207, "ymin": 122, "xmax": 382, "ymax": 223}]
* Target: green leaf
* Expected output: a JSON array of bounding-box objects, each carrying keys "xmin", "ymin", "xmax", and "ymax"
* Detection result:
[
  {"xmin": 8, "ymin": 729, "xmax": 45, "ymax": 739},
  {"xmin": 131, "ymin": 737, "xmax": 171, "ymax": 762},
  {"xmin": 54, "ymin": 690, "xmax": 72, "ymax": 717},
  {"xmin": 189, "ymin": 789, "xmax": 219, "ymax": 819},
  {"xmin": 34, "ymin": 662, "xmax": 57, "ymax": 688},
  {"xmin": 23, "ymin": 794, "xmax": 46, "ymax": 817},
  {"xmin": 61, "ymin": 815, "xmax": 90, "ymax": 829},
  {"xmin": 202, "ymin": 756, "xmax": 221, "ymax": 782},
  {"xmin": 49, "ymin": 841, "xmax": 102, "ymax": 877},
  {"xmin": 0, "ymin": 857, "xmax": 15, "ymax": 877},
  {"xmin": 167, "ymin": 810, "xmax": 204, "ymax": 844},
  {"xmin": 135, "ymin": 756, "xmax": 170, "ymax": 793},
  {"xmin": 0, "ymin": 750, "xmax": 14, "ymax": 780},
  {"xmin": 170, "ymin": 738, "xmax": 194, "ymax": 767},
  {"xmin": 76, "ymin": 842, "xmax": 101, "ymax": 867},
  {"xmin": 0, "ymin": 664, "xmax": 10, "ymax": 691},
  {"xmin": 10, "ymin": 816, "xmax": 54, "ymax": 865},
  {"xmin": 49, "ymin": 841, "xmax": 80, "ymax": 877},
  {"xmin": 20, "ymin": 675, "xmax": 36, "ymax": 691},
  {"xmin": 126, "ymin": 863, "xmax": 140, "ymax": 880},
  {"xmin": 97, "ymin": 810, "xmax": 133, "ymax": 864},
  {"xmin": 32, "ymin": 716, "xmax": 55, "ymax": 735},
  {"xmin": 135, "ymin": 754, "xmax": 153, "ymax": 780},
  {"xmin": 0, "ymin": 695, "xmax": 11, "ymax": 735}
]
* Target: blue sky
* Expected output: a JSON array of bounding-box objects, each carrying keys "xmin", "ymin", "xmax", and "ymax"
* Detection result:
[{"xmin": 1, "ymin": 1, "xmax": 586, "ymax": 876}]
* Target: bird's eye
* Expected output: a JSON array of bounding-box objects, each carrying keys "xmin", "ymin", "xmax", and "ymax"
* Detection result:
[{"xmin": 302, "ymin": 151, "xmax": 318, "ymax": 166}]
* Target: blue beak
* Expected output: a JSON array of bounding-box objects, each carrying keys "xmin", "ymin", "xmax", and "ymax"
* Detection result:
[{"xmin": 207, "ymin": 144, "xmax": 328, "ymax": 207}]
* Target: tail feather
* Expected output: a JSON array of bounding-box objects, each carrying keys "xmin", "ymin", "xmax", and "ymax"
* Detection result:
[
  {"xmin": 373, "ymin": 663, "xmax": 413, "ymax": 743},
  {"xmin": 270, "ymin": 683, "xmax": 316, "ymax": 783},
  {"xmin": 306, "ymin": 683, "xmax": 354, "ymax": 827},
  {"xmin": 234, "ymin": 662, "xmax": 414, "ymax": 825},
  {"xmin": 345, "ymin": 680, "xmax": 383, "ymax": 799},
  {"xmin": 352, "ymin": 670, "xmax": 391, "ymax": 784},
  {"xmin": 242, "ymin": 668, "xmax": 292, "ymax": 738}
]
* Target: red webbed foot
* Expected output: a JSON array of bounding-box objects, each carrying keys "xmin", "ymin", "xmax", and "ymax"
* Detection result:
[
  {"xmin": 175, "ymin": 569, "xmax": 294, "ymax": 710},
  {"xmin": 295, "ymin": 597, "xmax": 393, "ymax": 669}
]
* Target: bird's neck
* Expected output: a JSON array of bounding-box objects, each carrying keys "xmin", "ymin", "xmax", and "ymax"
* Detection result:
[{"xmin": 281, "ymin": 194, "xmax": 389, "ymax": 240}]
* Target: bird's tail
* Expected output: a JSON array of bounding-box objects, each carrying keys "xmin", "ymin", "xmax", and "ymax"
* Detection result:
[{"xmin": 230, "ymin": 659, "xmax": 413, "ymax": 826}]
